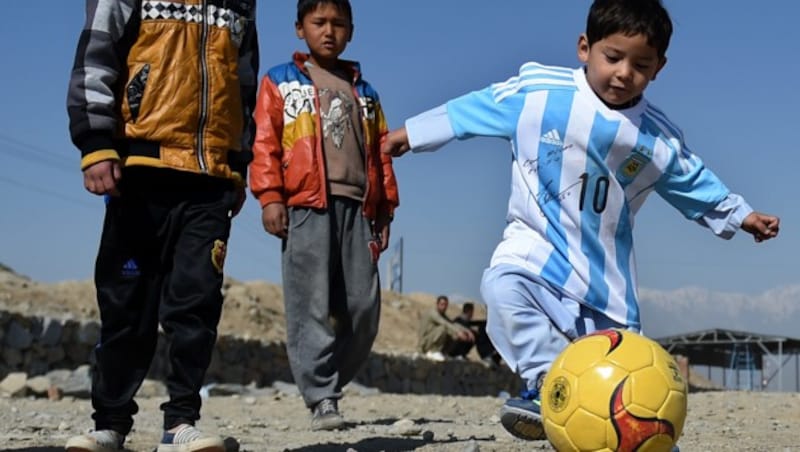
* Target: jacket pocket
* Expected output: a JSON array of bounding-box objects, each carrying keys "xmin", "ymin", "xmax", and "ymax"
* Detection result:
[{"xmin": 126, "ymin": 64, "xmax": 151, "ymax": 123}]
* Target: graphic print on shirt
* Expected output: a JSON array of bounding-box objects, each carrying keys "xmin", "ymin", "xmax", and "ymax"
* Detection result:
[
  {"xmin": 319, "ymin": 88, "xmax": 354, "ymax": 149},
  {"xmin": 279, "ymin": 81, "xmax": 315, "ymax": 122},
  {"xmin": 358, "ymin": 96, "xmax": 377, "ymax": 121}
]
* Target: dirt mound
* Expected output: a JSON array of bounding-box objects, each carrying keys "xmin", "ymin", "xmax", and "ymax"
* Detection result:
[{"xmin": 0, "ymin": 263, "xmax": 462, "ymax": 355}]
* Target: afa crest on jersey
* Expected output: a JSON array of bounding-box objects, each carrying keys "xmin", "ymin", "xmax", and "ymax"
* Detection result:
[{"xmin": 617, "ymin": 145, "xmax": 653, "ymax": 183}]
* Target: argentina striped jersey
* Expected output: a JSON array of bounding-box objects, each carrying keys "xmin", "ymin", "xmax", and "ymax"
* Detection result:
[{"xmin": 406, "ymin": 62, "xmax": 747, "ymax": 329}]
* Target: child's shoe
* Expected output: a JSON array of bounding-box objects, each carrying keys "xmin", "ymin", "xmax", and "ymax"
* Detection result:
[
  {"xmin": 156, "ymin": 424, "xmax": 224, "ymax": 452},
  {"xmin": 311, "ymin": 398, "xmax": 345, "ymax": 431},
  {"xmin": 499, "ymin": 389, "xmax": 546, "ymax": 440},
  {"xmin": 423, "ymin": 351, "xmax": 446, "ymax": 362},
  {"xmin": 65, "ymin": 429, "xmax": 125, "ymax": 452}
]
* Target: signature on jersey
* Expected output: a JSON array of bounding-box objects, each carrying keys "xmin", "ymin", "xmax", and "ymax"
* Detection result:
[{"xmin": 521, "ymin": 144, "xmax": 575, "ymax": 176}]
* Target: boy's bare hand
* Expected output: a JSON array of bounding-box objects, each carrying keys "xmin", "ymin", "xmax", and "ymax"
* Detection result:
[
  {"xmin": 83, "ymin": 159, "xmax": 121, "ymax": 196},
  {"xmin": 374, "ymin": 211, "xmax": 392, "ymax": 250},
  {"xmin": 741, "ymin": 212, "xmax": 779, "ymax": 243},
  {"xmin": 381, "ymin": 127, "xmax": 411, "ymax": 157},
  {"xmin": 262, "ymin": 202, "xmax": 288, "ymax": 239}
]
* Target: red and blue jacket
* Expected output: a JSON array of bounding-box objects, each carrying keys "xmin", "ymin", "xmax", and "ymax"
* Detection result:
[{"xmin": 249, "ymin": 52, "xmax": 399, "ymax": 221}]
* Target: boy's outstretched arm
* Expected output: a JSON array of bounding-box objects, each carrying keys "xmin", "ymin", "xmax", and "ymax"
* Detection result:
[
  {"xmin": 741, "ymin": 212, "xmax": 780, "ymax": 243},
  {"xmin": 381, "ymin": 127, "xmax": 411, "ymax": 157}
]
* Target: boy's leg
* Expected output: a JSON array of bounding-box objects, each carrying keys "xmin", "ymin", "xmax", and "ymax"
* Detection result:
[
  {"xmin": 89, "ymin": 189, "xmax": 163, "ymax": 437},
  {"xmin": 282, "ymin": 206, "xmax": 339, "ymax": 408},
  {"xmin": 157, "ymin": 181, "xmax": 234, "ymax": 431},
  {"xmin": 330, "ymin": 197, "xmax": 380, "ymax": 386},
  {"xmin": 481, "ymin": 263, "xmax": 628, "ymax": 440},
  {"xmin": 577, "ymin": 305, "xmax": 629, "ymax": 336},
  {"xmin": 480, "ymin": 264, "xmax": 573, "ymax": 391},
  {"xmin": 480, "ymin": 264, "xmax": 575, "ymax": 440}
]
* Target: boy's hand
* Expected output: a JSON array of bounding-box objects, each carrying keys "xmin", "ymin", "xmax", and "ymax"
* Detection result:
[
  {"xmin": 381, "ymin": 127, "xmax": 411, "ymax": 157},
  {"xmin": 374, "ymin": 211, "xmax": 392, "ymax": 250},
  {"xmin": 262, "ymin": 202, "xmax": 288, "ymax": 239},
  {"xmin": 741, "ymin": 212, "xmax": 780, "ymax": 243},
  {"xmin": 83, "ymin": 159, "xmax": 121, "ymax": 196}
]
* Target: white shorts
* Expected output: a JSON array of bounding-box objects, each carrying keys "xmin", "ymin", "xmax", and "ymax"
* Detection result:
[{"xmin": 480, "ymin": 263, "xmax": 630, "ymax": 391}]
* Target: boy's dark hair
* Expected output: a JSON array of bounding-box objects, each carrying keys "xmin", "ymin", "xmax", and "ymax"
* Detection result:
[
  {"xmin": 297, "ymin": 0, "xmax": 352, "ymax": 24},
  {"xmin": 586, "ymin": 0, "xmax": 672, "ymax": 58},
  {"xmin": 462, "ymin": 303, "xmax": 474, "ymax": 313}
]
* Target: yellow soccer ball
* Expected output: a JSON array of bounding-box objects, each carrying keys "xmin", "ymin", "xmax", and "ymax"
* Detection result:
[{"xmin": 541, "ymin": 329, "xmax": 687, "ymax": 452}]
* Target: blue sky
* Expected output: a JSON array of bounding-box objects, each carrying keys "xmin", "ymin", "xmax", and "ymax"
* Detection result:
[{"xmin": 0, "ymin": 1, "xmax": 795, "ymax": 303}]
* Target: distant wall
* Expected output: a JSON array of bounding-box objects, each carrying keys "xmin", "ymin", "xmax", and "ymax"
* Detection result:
[{"xmin": 0, "ymin": 310, "xmax": 522, "ymax": 397}]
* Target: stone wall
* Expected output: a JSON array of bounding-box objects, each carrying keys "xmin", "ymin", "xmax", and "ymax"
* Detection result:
[{"xmin": 0, "ymin": 310, "xmax": 522, "ymax": 397}]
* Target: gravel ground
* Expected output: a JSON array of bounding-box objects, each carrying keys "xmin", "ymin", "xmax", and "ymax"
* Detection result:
[{"xmin": 1, "ymin": 390, "xmax": 798, "ymax": 451}]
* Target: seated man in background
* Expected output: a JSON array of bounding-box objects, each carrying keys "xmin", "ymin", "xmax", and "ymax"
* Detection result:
[
  {"xmin": 418, "ymin": 295, "xmax": 474, "ymax": 361},
  {"xmin": 454, "ymin": 303, "xmax": 503, "ymax": 368}
]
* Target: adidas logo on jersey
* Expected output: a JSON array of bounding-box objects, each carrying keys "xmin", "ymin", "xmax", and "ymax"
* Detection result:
[{"xmin": 541, "ymin": 129, "xmax": 563, "ymax": 146}]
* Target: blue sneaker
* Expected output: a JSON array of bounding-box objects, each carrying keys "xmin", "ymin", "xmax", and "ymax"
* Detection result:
[{"xmin": 499, "ymin": 389, "xmax": 546, "ymax": 440}]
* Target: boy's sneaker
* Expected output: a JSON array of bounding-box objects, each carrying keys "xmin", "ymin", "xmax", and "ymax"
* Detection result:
[
  {"xmin": 481, "ymin": 356, "xmax": 498, "ymax": 369},
  {"xmin": 311, "ymin": 398, "xmax": 345, "ymax": 431},
  {"xmin": 65, "ymin": 430, "xmax": 125, "ymax": 452},
  {"xmin": 424, "ymin": 351, "xmax": 446, "ymax": 362},
  {"xmin": 156, "ymin": 424, "xmax": 224, "ymax": 452},
  {"xmin": 499, "ymin": 390, "xmax": 546, "ymax": 441}
]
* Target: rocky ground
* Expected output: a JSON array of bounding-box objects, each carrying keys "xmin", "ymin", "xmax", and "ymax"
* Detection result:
[
  {"xmin": 1, "ymin": 265, "xmax": 799, "ymax": 451},
  {"xmin": 0, "ymin": 390, "xmax": 798, "ymax": 451}
]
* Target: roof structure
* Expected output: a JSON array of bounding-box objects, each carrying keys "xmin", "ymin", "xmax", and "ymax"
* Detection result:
[{"xmin": 655, "ymin": 328, "xmax": 800, "ymax": 391}]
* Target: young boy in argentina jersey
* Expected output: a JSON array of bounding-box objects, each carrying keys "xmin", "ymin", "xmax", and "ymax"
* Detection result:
[{"xmin": 381, "ymin": 0, "xmax": 779, "ymax": 442}]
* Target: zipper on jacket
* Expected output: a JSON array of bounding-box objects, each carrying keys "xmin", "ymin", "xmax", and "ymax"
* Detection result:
[
  {"xmin": 196, "ymin": 0, "xmax": 209, "ymax": 173},
  {"xmin": 312, "ymin": 84, "xmax": 329, "ymax": 207},
  {"xmin": 354, "ymin": 86, "xmax": 370, "ymax": 216}
]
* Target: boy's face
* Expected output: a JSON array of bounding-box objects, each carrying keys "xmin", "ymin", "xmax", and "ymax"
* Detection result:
[
  {"xmin": 296, "ymin": 3, "xmax": 353, "ymax": 70},
  {"xmin": 578, "ymin": 32, "xmax": 666, "ymax": 107}
]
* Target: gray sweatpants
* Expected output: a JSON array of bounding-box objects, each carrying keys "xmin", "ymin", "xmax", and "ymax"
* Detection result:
[{"xmin": 282, "ymin": 197, "xmax": 381, "ymax": 409}]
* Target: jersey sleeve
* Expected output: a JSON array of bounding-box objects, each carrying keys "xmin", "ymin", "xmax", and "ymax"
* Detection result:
[
  {"xmin": 406, "ymin": 76, "xmax": 526, "ymax": 152},
  {"xmin": 694, "ymin": 193, "xmax": 754, "ymax": 239},
  {"xmin": 655, "ymin": 139, "xmax": 731, "ymax": 221}
]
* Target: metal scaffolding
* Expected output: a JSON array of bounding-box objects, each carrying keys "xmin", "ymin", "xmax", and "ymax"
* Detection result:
[{"xmin": 656, "ymin": 328, "xmax": 800, "ymax": 392}]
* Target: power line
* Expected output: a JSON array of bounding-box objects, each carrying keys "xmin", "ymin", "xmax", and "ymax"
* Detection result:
[
  {"xmin": 0, "ymin": 148, "xmax": 75, "ymax": 173},
  {"xmin": 0, "ymin": 132, "xmax": 77, "ymax": 164},
  {"xmin": 0, "ymin": 174, "xmax": 97, "ymax": 210},
  {"xmin": 0, "ymin": 133, "xmax": 76, "ymax": 172},
  {"xmin": 0, "ymin": 173, "xmax": 278, "ymax": 275},
  {"xmin": 0, "ymin": 133, "xmax": 74, "ymax": 162},
  {"xmin": 0, "ymin": 132, "xmax": 280, "ymax": 274}
]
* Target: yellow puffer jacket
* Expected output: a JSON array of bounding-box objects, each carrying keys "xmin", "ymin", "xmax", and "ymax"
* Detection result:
[{"xmin": 67, "ymin": 0, "xmax": 259, "ymax": 183}]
